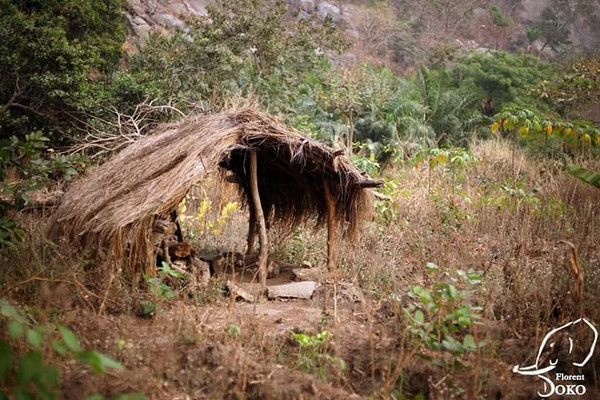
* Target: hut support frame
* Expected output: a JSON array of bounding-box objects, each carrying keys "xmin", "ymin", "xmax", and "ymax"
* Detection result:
[
  {"xmin": 246, "ymin": 201, "xmax": 256, "ymax": 255},
  {"xmin": 323, "ymin": 179, "xmax": 337, "ymax": 271},
  {"xmin": 249, "ymin": 150, "xmax": 268, "ymax": 289}
]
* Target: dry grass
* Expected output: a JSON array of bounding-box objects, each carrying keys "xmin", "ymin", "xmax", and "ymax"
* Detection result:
[{"xmin": 2, "ymin": 138, "xmax": 599, "ymax": 399}]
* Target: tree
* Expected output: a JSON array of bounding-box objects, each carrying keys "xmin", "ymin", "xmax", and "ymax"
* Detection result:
[
  {"xmin": 450, "ymin": 51, "xmax": 554, "ymax": 115},
  {"xmin": 535, "ymin": 7, "xmax": 571, "ymax": 53},
  {"xmin": 489, "ymin": 5, "xmax": 510, "ymax": 50},
  {"xmin": 129, "ymin": 0, "xmax": 347, "ymax": 105},
  {"xmin": 532, "ymin": 56, "xmax": 600, "ymax": 121},
  {"xmin": 418, "ymin": 0, "xmax": 489, "ymax": 39},
  {"xmin": 0, "ymin": 0, "xmax": 125, "ymax": 141}
]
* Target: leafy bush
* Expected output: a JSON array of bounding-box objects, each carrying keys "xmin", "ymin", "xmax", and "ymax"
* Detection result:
[
  {"xmin": 0, "ymin": 298, "xmax": 125, "ymax": 399},
  {"xmin": 128, "ymin": 0, "xmax": 347, "ymax": 107},
  {"xmin": 449, "ymin": 51, "xmax": 554, "ymax": 115},
  {"xmin": 140, "ymin": 262, "xmax": 187, "ymax": 317},
  {"xmin": 291, "ymin": 330, "xmax": 345, "ymax": 381},
  {"xmin": 492, "ymin": 105, "xmax": 600, "ymax": 154},
  {"xmin": 0, "ymin": 0, "xmax": 125, "ymax": 140},
  {"xmin": 404, "ymin": 263, "xmax": 482, "ymax": 358},
  {"xmin": 0, "ymin": 132, "xmax": 83, "ymax": 247}
]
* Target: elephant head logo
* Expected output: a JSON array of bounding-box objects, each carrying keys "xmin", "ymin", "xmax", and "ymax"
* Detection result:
[{"xmin": 513, "ymin": 318, "xmax": 598, "ymax": 397}]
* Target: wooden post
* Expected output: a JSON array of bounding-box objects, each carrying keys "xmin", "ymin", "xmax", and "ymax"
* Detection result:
[
  {"xmin": 246, "ymin": 200, "xmax": 256, "ymax": 255},
  {"xmin": 249, "ymin": 151, "xmax": 268, "ymax": 289},
  {"xmin": 323, "ymin": 179, "xmax": 337, "ymax": 271}
]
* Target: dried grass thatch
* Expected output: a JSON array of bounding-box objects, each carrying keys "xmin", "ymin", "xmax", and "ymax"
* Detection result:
[{"xmin": 49, "ymin": 107, "xmax": 374, "ymax": 276}]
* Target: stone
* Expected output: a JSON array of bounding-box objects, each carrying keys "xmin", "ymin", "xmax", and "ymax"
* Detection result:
[
  {"xmin": 191, "ymin": 258, "xmax": 211, "ymax": 287},
  {"xmin": 153, "ymin": 12, "xmax": 186, "ymax": 30},
  {"xmin": 267, "ymin": 281, "xmax": 320, "ymax": 300},
  {"xmin": 133, "ymin": 23, "xmax": 152, "ymax": 37},
  {"xmin": 185, "ymin": 0, "xmax": 210, "ymax": 16},
  {"xmin": 299, "ymin": 0, "xmax": 316, "ymax": 12},
  {"xmin": 345, "ymin": 28, "xmax": 360, "ymax": 40},
  {"xmin": 338, "ymin": 52, "xmax": 358, "ymax": 66},
  {"xmin": 226, "ymin": 280, "xmax": 255, "ymax": 302},
  {"xmin": 318, "ymin": 2, "xmax": 342, "ymax": 23},
  {"xmin": 291, "ymin": 266, "xmax": 327, "ymax": 282},
  {"xmin": 132, "ymin": 16, "xmax": 149, "ymax": 26}
]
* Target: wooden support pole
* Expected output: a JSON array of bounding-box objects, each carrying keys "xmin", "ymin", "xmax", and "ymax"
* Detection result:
[
  {"xmin": 323, "ymin": 179, "xmax": 337, "ymax": 272},
  {"xmin": 355, "ymin": 179, "xmax": 384, "ymax": 188},
  {"xmin": 246, "ymin": 202, "xmax": 256, "ymax": 255},
  {"xmin": 249, "ymin": 150, "xmax": 268, "ymax": 289}
]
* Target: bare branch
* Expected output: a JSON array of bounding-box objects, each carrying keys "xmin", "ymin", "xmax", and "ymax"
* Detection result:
[{"xmin": 66, "ymin": 98, "xmax": 194, "ymax": 158}]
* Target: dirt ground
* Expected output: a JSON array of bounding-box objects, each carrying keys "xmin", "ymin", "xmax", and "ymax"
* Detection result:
[
  {"xmin": 54, "ymin": 281, "xmax": 586, "ymax": 400},
  {"xmin": 61, "ymin": 294, "xmax": 366, "ymax": 399}
]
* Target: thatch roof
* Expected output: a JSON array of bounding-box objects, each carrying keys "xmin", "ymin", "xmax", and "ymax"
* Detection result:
[{"xmin": 49, "ymin": 108, "xmax": 374, "ymax": 275}]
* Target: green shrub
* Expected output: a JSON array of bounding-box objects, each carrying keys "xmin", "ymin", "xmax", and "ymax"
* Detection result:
[
  {"xmin": 404, "ymin": 263, "xmax": 483, "ymax": 359},
  {"xmin": 291, "ymin": 330, "xmax": 345, "ymax": 381},
  {"xmin": 0, "ymin": 298, "xmax": 125, "ymax": 399},
  {"xmin": 449, "ymin": 51, "xmax": 555, "ymax": 115},
  {"xmin": 0, "ymin": 0, "xmax": 125, "ymax": 141}
]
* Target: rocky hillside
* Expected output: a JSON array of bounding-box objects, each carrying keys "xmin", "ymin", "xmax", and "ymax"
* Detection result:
[
  {"xmin": 123, "ymin": 1, "xmax": 357, "ymax": 39},
  {"xmin": 123, "ymin": 0, "xmax": 600, "ymax": 65}
]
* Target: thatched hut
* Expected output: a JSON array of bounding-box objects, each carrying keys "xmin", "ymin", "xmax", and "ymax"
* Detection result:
[{"xmin": 49, "ymin": 108, "xmax": 380, "ymax": 286}]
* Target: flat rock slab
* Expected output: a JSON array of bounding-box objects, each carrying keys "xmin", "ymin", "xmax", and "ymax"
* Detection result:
[{"xmin": 267, "ymin": 281, "xmax": 320, "ymax": 300}]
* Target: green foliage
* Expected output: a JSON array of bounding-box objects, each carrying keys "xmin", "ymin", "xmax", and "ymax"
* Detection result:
[
  {"xmin": 526, "ymin": 26, "xmax": 541, "ymax": 43},
  {"xmin": 226, "ymin": 324, "xmax": 241, "ymax": 338},
  {"xmin": 415, "ymin": 68, "xmax": 484, "ymax": 146},
  {"xmin": 373, "ymin": 178, "xmax": 411, "ymax": 224},
  {"xmin": 141, "ymin": 262, "xmax": 187, "ymax": 317},
  {"xmin": 0, "ymin": 131, "xmax": 83, "ymax": 247},
  {"xmin": 350, "ymin": 153, "xmax": 380, "ymax": 177},
  {"xmin": 0, "ymin": 0, "xmax": 125, "ymax": 139},
  {"xmin": 347, "ymin": 66, "xmax": 484, "ymax": 160},
  {"xmin": 489, "ymin": 6, "xmax": 510, "ymax": 27},
  {"xmin": 532, "ymin": 57, "xmax": 600, "ymax": 116},
  {"xmin": 404, "ymin": 263, "xmax": 482, "ymax": 358},
  {"xmin": 450, "ymin": 51, "xmax": 554, "ymax": 115},
  {"xmin": 566, "ymin": 165, "xmax": 600, "ymax": 188},
  {"xmin": 0, "ymin": 298, "xmax": 124, "ymax": 399},
  {"xmin": 128, "ymin": 0, "xmax": 346, "ymax": 106},
  {"xmin": 493, "ymin": 105, "xmax": 600, "ymax": 150},
  {"xmin": 413, "ymin": 147, "xmax": 478, "ymax": 169},
  {"xmin": 291, "ymin": 330, "xmax": 345, "ymax": 381},
  {"xmin": 534, "ymin": 4, "xmax": 571, "ymax": 53}
]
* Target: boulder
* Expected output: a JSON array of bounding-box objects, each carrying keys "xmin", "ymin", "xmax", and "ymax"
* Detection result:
[
  {"xmin": 318, "ymin": 2, "xmax": 342, "ymax": 23},
  {"xmin": 291, "ymin": 266, "xmax": 327, "ymax": 282},
  {"xmin": 345, "ymin": 28, "xmax": 360, "ymax": 40},
  {"xmin": 153, "ymin": 12, "xmax": 186, "ymax": 30},
  {"xmin": 267, "ymin": 281, "xmax": 320, "ymax": 300},
  {"xmin": 299, "ymin": 0, "xmax": 316, "ymax": 12}
]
